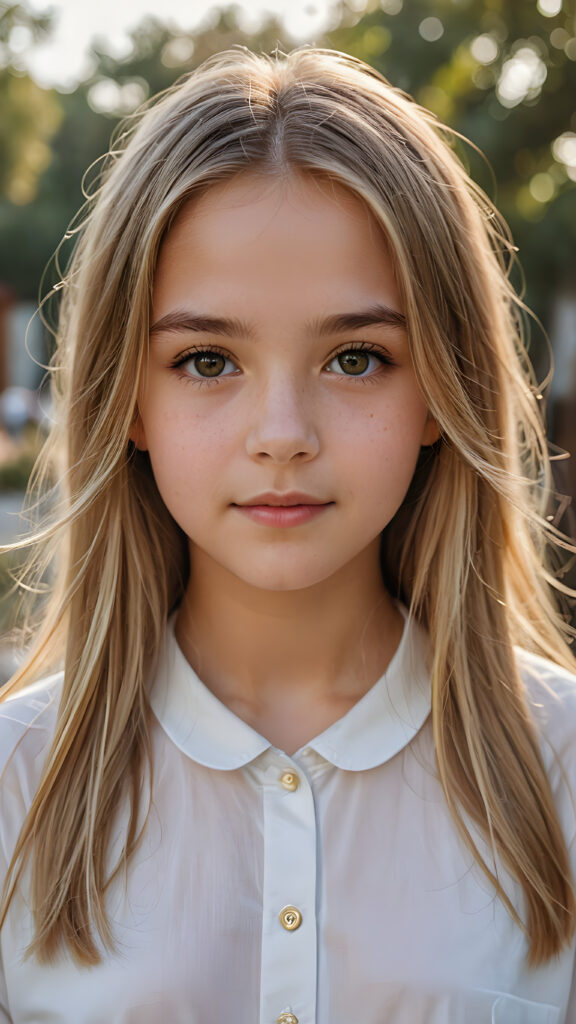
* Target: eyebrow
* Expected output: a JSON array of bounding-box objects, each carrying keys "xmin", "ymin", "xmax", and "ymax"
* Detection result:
[{"xmin": 149, "ymin": 303, "xmax": 407, "ymax": 339}]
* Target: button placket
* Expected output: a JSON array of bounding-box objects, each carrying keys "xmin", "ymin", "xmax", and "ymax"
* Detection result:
[{"xmin": 259, "ymin": 758, "xmax": 317, "ymax": 1024}]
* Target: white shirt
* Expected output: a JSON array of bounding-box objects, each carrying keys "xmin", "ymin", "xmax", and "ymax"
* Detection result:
[{"xmin": 0, "ymin": 612, "xmax": 575, "ymax": 1023}]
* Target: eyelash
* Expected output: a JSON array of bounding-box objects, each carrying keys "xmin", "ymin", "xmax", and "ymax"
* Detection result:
[{"xmin": 170, "ymin": 342, "xmax": 396, "ymax": 386}]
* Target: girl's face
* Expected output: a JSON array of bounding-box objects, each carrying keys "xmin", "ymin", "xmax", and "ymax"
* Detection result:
[{"xmin": 134, "ymin": 171, "xmax": 438, "ymax": 593}]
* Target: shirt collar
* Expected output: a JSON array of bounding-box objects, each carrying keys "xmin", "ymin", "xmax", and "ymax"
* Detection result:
[
  {"xmin": 305, "ymin": 609, "xmax": 431, "ymax": 770},
  {"xmin": 149, "ymin": 607, "xmax": 431, "ymax": 772},
  {"xmin": 149, "ymin": 623, "xmax": 270, "ymax": 770}
]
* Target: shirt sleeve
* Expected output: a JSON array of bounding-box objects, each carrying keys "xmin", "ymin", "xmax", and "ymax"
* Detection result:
[
  {"xmin": 0, "ymin": 802, "xmax": 13, "ymax": 1024},
  {"xmin": 0, "ymin": 952, "xmax": 12, "ymax": 1023},
  {"xmin": 563, "ymin": 948, "xmax": 576, "ymax": 1022},
  {"xmin": 0, "ymin": 679, "xmax": 60, "ymax": 1024}
]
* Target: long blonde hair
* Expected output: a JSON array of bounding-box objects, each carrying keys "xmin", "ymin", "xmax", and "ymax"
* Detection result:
[{"xmin": 1, "ymin": 46, "xmax": 575, "ymax": 966}]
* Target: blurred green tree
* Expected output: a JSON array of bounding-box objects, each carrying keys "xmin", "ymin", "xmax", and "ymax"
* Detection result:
[
  {"xmin": 0, "ymin": 3, "xmax": 64, "ymax": 300},
  {"xmin": 0, "ymin": 5, "xmax": 292, "ymax": 299},
  {"xmin": 0, "ymin": 4, "xmax": 62, "ymax": 205},
  {"xmin": 327, "ymin": 0, "xmax": 576, "ymax": 327}
]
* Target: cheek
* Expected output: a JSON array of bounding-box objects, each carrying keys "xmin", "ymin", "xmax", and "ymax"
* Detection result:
[
  {"xmin": 144, "ymin": 402, "xmax": 237, "ymax": 508},
  {"xmin": 340, "ymin": 399, "xmax": 427, "ymax": 496},
  {"xmin": 341, "ymin": 392, "xmax": 428, "ymax": 456}
]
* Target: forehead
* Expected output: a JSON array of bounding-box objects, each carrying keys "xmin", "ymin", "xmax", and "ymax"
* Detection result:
[
  {"xmin": 168, "ymin": 170, "xmax": 380, "ymax": 239},
  {"xmin": 152, "ymin": 170, "xmax": 402, "ymax": 320}
]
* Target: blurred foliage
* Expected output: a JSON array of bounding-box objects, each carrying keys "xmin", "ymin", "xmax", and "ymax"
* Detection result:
[
  {"xmin": 0, "ymin": 0, "xmax": 574, "ymax": 337},
  {"xmin": 0, "ymin": 448, "xmax": 35, "ymax": 490},
  {"xmin": 0, "ymin": 547, "xmax": 21, "ymax": 635},
  {"xmin": 0, "ymin": 4, "xmax": 62, "ymax": 203},
  {"xmin": 329, "ymin": 0, "xmax": 576, "ymax": 336},
  {"xmin": 0, "ymin": 5, "xmax": 292, "ymax": 302},
  {"xmin": 0, "ymin": 418, "xmax": 49, "ymax": 642},
  {"xmin": 0, "ymin": 421, "xmax": 44, "ymax": 490}
]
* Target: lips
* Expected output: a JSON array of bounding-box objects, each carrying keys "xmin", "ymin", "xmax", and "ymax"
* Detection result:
[
  {"xmin": 235, "ymin": 492, "xmax": 330, "ymax": 508},
  {"xmin": 232, "ymin": 493, "xmax": 333, "ymax": 527}
]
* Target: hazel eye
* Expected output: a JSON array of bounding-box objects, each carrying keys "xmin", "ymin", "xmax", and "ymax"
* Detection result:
[
  {"xmin": 183, "ymin": 351, "xmax": 236, "ymax": 378},
  {"xmin": 326, "ymin": 349, "xmax": 386, "ymax": 376},
  {"xmin": 335, "ymin": 351, "xmax": 369, "ymax": 375}
]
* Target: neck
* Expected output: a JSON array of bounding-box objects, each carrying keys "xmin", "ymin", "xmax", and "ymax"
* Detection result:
[{"xmin": 175, "ymin": 543, "xmax": 403, "ymax": 711}]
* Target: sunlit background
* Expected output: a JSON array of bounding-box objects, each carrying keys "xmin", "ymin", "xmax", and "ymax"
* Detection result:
[
  {"xmin": 0, "ymin": 0, "xmax": 575, "ymax": 643},
  {"xmin": 21, "ymin": 0, "xmax": 335, "ymax": 87}
]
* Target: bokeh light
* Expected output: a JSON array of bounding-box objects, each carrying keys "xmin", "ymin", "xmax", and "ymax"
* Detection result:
[
  {"xmin": 497, "ymin": 46, "xmax": 547, "ymax": 107},
  {"xmin": 418, "ymin": 17, "xmax": 444, "ymax": 43},
  {"xmin": 470, "ymin": 34, "xmax": 499, "ymax": 65}
]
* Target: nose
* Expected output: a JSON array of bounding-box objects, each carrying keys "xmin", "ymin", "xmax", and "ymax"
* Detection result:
[{"xmin": 245, "ymin": 375, "xmax": 320, "ymax": 464}]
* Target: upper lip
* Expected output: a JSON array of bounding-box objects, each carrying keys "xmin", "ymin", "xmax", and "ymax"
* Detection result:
[{"xmin": 235, "ymin": 492, "xmax": 331, "ymax": 507}]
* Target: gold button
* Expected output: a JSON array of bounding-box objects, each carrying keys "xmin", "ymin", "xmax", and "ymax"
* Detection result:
[
  {"xmin": 280, "ymin": 770, "xmax": 299, "ymax": 791},
  {"xmin": 279, "ymin": 905, "xmax": 302, "ymax": 931},
  {"xmin": 276, "ymin": 1015, "xmax": 299, "ymax": 1024}
]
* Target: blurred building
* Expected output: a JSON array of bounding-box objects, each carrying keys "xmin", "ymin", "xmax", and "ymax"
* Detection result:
[
  {"xmin": 1, "ymin": 298, "xmax": 46, "ymax": 392},
  {"xmin": 550, "ymin": 290, "xmax": 576, "ymax": 510}
]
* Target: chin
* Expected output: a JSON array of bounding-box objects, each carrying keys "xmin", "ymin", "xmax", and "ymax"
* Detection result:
[
  {"xmin": 241, "ymin": 575, "xmax": 325, "ymax": 593},
  {"xmin": 233, "ymin": 564, "xmax": 333, "ymax": 593}
]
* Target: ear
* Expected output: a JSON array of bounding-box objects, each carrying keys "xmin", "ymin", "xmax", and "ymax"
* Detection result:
[
  {"xmin": 129, "ymin": 412, "xmax": 148, "ymax": 452},
  {"xmin": 421, "ymin": 413, "xmax": 440, "ymax": 447}
]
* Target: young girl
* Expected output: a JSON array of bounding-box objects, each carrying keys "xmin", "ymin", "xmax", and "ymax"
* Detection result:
[{"xmin": 0, "ymin": 45, "xmax": 575, "ymax": 1023}]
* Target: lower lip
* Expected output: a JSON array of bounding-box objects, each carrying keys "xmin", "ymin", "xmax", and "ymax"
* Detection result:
[{"xmin": 235, "ymin": 504, "xmax": 332, "ymax": 527}]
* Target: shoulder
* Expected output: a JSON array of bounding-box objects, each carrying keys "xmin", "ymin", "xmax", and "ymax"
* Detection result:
[
  {"xmin": 0, "ymin": 673, "xmax": 61, "ymax": 780},
  {"xmin": 516, "ymin": 648, "xmax": 576, "ymax": 828},
  {"xmin": 516, "ymin": 647, "xmax": 576, "ymax": 739},
  {"xmin": 0, "ymin": 674, "xmax": 61, "ymax": 863}
]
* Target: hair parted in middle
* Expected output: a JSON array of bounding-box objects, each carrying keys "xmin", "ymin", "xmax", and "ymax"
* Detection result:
[{"xmin": 2, "ymin": 45, "xmax": 575, "ymax": 967}]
